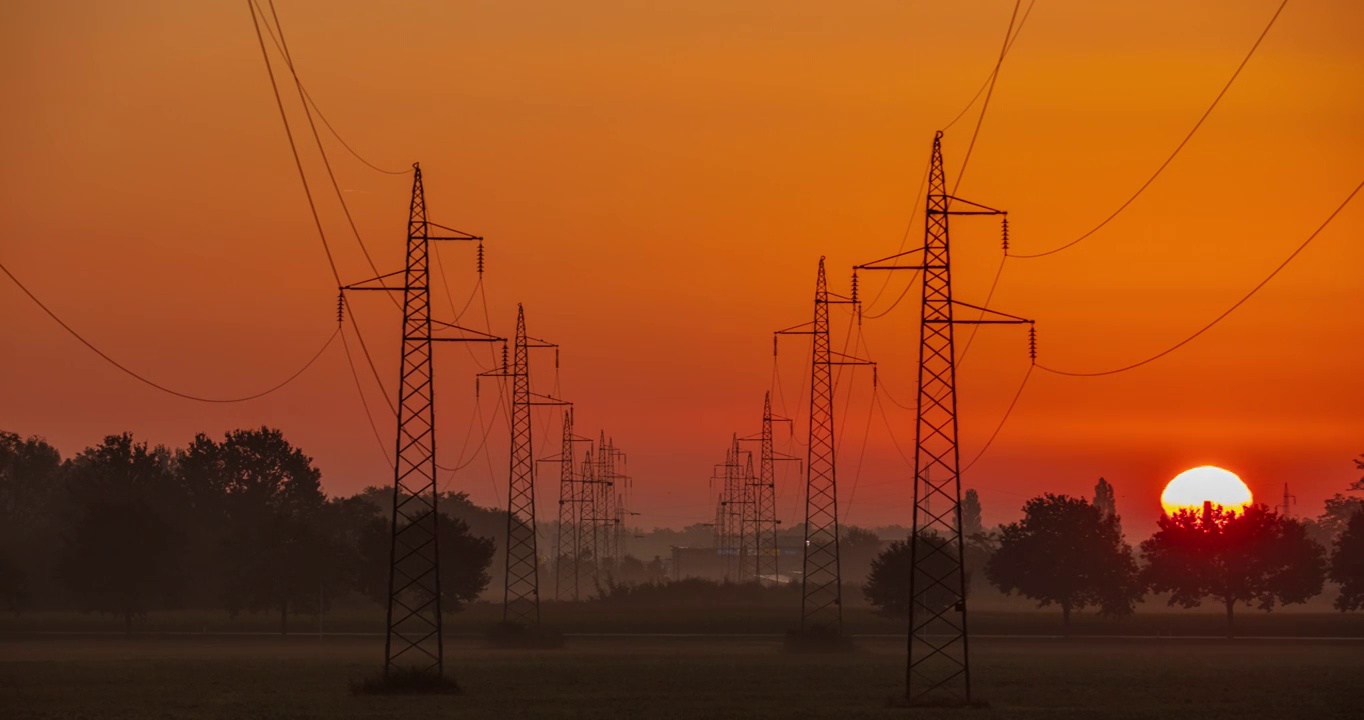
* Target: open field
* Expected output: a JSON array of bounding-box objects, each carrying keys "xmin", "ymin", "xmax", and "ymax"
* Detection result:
[
  {"xmin": 2, "ymin": 633, "xmax": 1361, "ymax": 719},
  {"xmin": 5, "ymin": 602, "xmax": 1364, "ymax": 638}
]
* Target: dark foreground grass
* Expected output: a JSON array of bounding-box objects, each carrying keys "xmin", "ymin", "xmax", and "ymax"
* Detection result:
[{"xmin": 2, "ymin": 634, "xmax": 1361, "ymax": 719}]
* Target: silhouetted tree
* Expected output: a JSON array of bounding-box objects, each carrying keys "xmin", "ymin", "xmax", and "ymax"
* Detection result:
[
  {"xmin": 1142, "ymin": 503, "xmax": 1326, "ymax": 635},
  {"xmin": 0, "ymin": 432, "xmax": 63, "ymax": 610},
  {"xmin": 1329, "ymin": 509, "xmax": 1364, "ymax": 611},
  {"xmin": 863, "ymin": 532, "xmax": 964, "ymax": 617},
  {"xmin": 348, "ymin": 493, "xmax": 493, "ymax": 613},
  {"xmin": 181, "ymin": 427, "xmax": 330, "ymax": 635},
  {"xmin": 1316, "ymin": 454, "xmax": 1364, "ymax": 541},
  {"xmin": 986, "ymin": 494, "xmax": 1141, "ymax": 633},
  {"xmin": 58, "ymin": 434, "xmax": 181, "ymax": 631},
  {"xmin": 841, "ymin": 526, "xmax": 883, "ymax": 585},
  {"xmin": 961, "ymin": 489, "xmax": 983, "ymax": 537},
  {"xmin": 1093, "ymin": 478, "xmax": 1117, "ymax": 519}
]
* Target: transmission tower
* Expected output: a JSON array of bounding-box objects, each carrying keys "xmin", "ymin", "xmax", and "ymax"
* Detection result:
[
  {"xmin": 341, "ymin": 163, "xmax": 501, "ymax": 681},
  {"xmin": 480, "ymin": 305, "xmax": 567, "ymax": 626},
  {"xmin": 1277, "ymin": 483, "xmax": 1297, "ymax": 518},
  {"xmin": 856, "ymin": 131, "xmax": 1033, "ymax": 705},
  {"xmin": 740, "ymin": 393, "xmax": 797, "ymax": 583},
  {"xmin": 549, "ymin": 409, "xmax": 593, "ymax": 601},
  {"xmin": 578, "ymin": 446, "xmax": 600, "ymax": 583},
  {"xmin": 776, "ymin": 257, "xmax": 873, "ymax": 633}
]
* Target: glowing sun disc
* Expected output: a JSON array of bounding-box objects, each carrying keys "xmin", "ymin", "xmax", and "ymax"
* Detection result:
[{"xmin": 1161, "ymin": 466, "xmax": 1253, "ymax": 516}]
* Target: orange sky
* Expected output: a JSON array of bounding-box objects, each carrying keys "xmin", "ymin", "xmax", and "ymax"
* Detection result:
[{"xmin": 2, "ymin": 0, "xmax": 1361, "ymax": 534}]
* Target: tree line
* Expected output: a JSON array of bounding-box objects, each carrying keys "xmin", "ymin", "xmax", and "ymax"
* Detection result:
[
  {"xmin": 0, "ymin": 428, "xmax": 495, "ymax": 633},
  {"xmin": 865, "ymin": 465, "xmax": 1364, "ymax": 634}
]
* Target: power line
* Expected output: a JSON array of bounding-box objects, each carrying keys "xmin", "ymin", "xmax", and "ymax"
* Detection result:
[
  {"xmin": 941, "ymin": 0, "xmax": 1037, "ymax": 132},
  {"xmin": 1038, "ymin": 177, "xmax": 1361, "ymax": 377},
  {"xmin": 251, "ymin": 0, "xmax": 405, "ymax": 176},
  {"xmin": 952, "ymin": 0, "xmax": 1022, "ymax": 194},
  {"xmin": 960, "ymin": 364, "xmax": 1032, "ymax": 474},
  {"xmin": 1, "ymin": 258, "xmax": 337, "ymax": 403},
  {"xmin": 339, "ymin": 320, "xmax": 393, "ymax": 468},
  {"xmin": 247, "ymin": 0, "xmax": 340, "ymax": 288},
  {"xmin": 1010, "ymin": 0, "xmax": 1290, "ymax": 259}
]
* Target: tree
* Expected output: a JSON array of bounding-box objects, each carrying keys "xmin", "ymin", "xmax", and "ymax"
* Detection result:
[
  {"xmin": 841, "ymin": 526, "xmax": 883, "ymax": 585},
  {"xmin": 961, "ymin": 489, "xmax": 983, "ymax": 537},
  {"xmin": 1329, "ymin": 509, "xmax": 1364, "ymax": 611},
  {"xmin": 179, "ymin": 427, "xmax": 330, "ymax": 635},
  {"xmin": 347, "ymin": 492, "xmax": 493, "ymax": 613},
  {"xmin": 1316, "ymin": 454, "xmax": 1364, "ymax": 541},
  {"xmin": 986, "ymin": 494, "xmax": 1141, "ymax": 633},
  {"xmin": 863, "ymin": 532, "xmax": 965, "ymax": 618},
  {"xmin": 58, "ymin": 434, "xmax": 181, "ymax": 631},
  {"xmin": 0, "ymin": 432, "xmax": 63, "ymax": 610},
  {"xmin": 1142, "ymin": 503, "xmax": 1326, "ymax": 635},
  {"xmin": 1093, "ymin": 478, "xmax": 1116, "ymax": 519}
]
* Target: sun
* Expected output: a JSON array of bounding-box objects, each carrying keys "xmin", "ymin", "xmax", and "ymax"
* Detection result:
[{"xmin": 1161, "ymin": 466, "xmax": 1253, "ymax": 516}]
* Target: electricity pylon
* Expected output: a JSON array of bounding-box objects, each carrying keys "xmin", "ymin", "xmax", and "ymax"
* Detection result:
[
  {"xmin": 578, "ymin": 446, "xmax": 600, "ymax": 583},
  {"xmin": 341, "ymin": 163, "xmax": 501, "ymax": 681},
  {"xmin": 547, "ymin": 409, "xmax": 593, "ymax": 601},
  {"xmin": 856, "ymin": 131, "xmax": 1033, "ymax": 705},
  {"xmin": 739, "ymin": 393, "xmax": 798, "ymax": 583},
  {"xmin": 480, "ymin": 305, "xmax": 567, "ymax": 626},
  {"xmin": 776, "ymin": 257, "xmax": 874, "ymax": 633},
  {"xmin": 711, "ymin": 438, "xmax": 748, "ymax": 581}
]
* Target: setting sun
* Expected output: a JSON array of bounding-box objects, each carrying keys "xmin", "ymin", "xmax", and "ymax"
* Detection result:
[{"xmin": 1160, "ymin": 466, "xmax": 1254, "ymax": 516}]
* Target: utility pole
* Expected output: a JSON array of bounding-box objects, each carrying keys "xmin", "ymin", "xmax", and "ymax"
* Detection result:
[
  {"xmin": 341, "ymin": 163, "xmax": 501, "ymax": 682},
  {"xmin": 775, "ymin": 257, "xmax": 874, "ymax": 633},
  {"xmin": 856, "ymin": 131, "xmax": 1033, "ymax": 705},
  {"xmin": 738, "ymin": 393, "xmax": 798, "ymax": 583},
  {"xmin": 480, "ymin": 305, "xmax": 567, "ymax": 626}
]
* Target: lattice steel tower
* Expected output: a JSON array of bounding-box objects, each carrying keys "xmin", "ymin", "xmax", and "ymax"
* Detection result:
[
  {"xmin": 342, "ymin": 163, "xmax": 498, "ymax": 681},
  {"xmin": 740, "ymin": 393, "xmax": 796, "ymax": 583},
  {"xmin": 551, "ymin": 409, "xmax": 591, "ymax": 601},
  {"xmin": 855, "ymin": 132, "xmax": 1030, "ymax": 704},
  {"xmin": 481, "ymin": 305, "xmax": 565, "ymax": 625},
  {"xmin": 776, "ymin": 257, "xmax": 872, "ymax": 632}
]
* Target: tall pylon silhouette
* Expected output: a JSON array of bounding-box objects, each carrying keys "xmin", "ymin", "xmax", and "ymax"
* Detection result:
[
  {"xmin": 776, "ymin": 257, "xmax": 873, "ymax": 633},
  {"xmin": 341, "ymin": 163, "xmax": 501, "ymax": 682},
  {"xmin": 480, "ymin": 305, "xmax": 566, "ymax": 626},
  {"xmin": 856, "ymin": 132, "xmax": 1032, "ymax": 704}
]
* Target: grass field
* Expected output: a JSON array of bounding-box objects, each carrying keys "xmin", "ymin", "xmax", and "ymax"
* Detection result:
[
  {"xmin": 2, "ymin": 633, "xmax": 1360, "ymax": 719},
  {"xmin": 5, "ymin": 601, "xmax": 1364, "ymax": 638}
]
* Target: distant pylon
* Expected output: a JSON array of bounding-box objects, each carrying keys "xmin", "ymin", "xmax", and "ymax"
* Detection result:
[
  {"xmin": 551, "ymin": 409, "xmax": 591, "ymax": 601},
  {"xmin": 480, "ymin": 305, "xmax": 566, "ymax": 625},
  {"xmin": 855, "ymin": 132, "xmax": 1032, "ymax": 704},
  {"xmin": 740, "ymin": 393, "xmax": 797, "ymax": 583},
  {"xmin": 578, "ymin": 446, "xmax": 600, "ymax": 583},
  {"xmin": 1277, "ymin": 483, "xmax": 1297, "ymax": 518},
  {"xmin": 341, "ymin": 163, "xmax": 500, "ymax": 681},
  {"xmin": 776, "ymin": 257, "xmax": 873, "ymax": 632}
]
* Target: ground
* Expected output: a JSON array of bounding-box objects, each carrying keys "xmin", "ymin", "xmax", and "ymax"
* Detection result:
[{"xmin": 2, "ymin": 633, "xmax": 1360, "ymax": 719}]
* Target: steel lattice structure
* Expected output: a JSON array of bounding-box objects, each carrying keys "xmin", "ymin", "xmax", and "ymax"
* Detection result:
[
  {"xmin": 740, "ymin": 393, "xmax": 796, "ymax": 583},
  {"xmin": 481, "ymin": 305, "xmax": 566, "ymax": 625},
  {"xmin": 551, "ymin": 409, "xmax": 592, "ymax": 601},
  {"xmin": 342, "ymin": 163, "xmax": 500, "ymax": 681},
  {"xmin": 855, "ymin": 131, "xmax": 1031, "ymax": 704},
  {"xmin": 776, "ymin": 257, "xmax": 872, "ymax": 632}
]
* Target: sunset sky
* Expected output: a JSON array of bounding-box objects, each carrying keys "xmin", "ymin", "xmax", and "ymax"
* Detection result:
[{"xmin": 3, "ymin": 0, "xmax": 1361, "ymax": 535}]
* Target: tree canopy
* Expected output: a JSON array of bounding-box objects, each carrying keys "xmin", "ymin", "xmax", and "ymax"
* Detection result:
[
  {"xmin": 985, "ymin": 494, "xmax": 1141, "ymax": 632},
  {"xmin": 1142, "ymin": 503, "xmax": 1326, "ymax": 634},
  {"xmin": 1328, "ymin": 508, "xmax": 1364, "ymax": 612}
]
